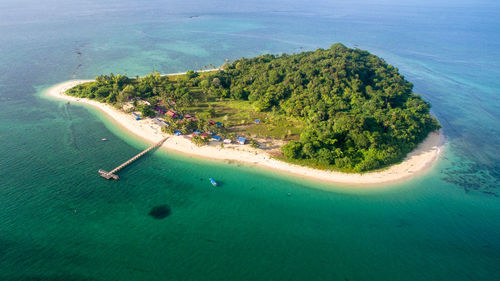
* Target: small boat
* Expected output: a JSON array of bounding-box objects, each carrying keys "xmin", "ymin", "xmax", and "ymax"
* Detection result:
[
  {"xmin": 209, "ymin": 178, "xmax": 217, "ymax": 187},
  {"xmin": 101, "ymin": 138, "xmax": 108, "ymax": 141}
]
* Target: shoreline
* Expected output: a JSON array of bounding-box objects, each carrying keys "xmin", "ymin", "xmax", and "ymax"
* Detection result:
[{"xmin": 44, "ymin": 79, "xmax": 445, "ymax": 187}]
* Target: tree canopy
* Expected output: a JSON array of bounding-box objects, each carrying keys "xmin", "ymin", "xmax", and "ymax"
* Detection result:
[{"xmin": 219, "ymin": 43, "xmax": 440, "ymax": 171}]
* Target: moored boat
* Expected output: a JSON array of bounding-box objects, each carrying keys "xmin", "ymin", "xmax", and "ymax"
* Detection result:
[{"xmin": 209, "ymin": 178, "xmax": 217, "ymax": 187}]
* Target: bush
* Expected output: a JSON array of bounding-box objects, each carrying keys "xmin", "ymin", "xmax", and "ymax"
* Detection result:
[
  {"xmin": 282, "ymin": 141, "xmax": 303, "ymax": 159},
  {"xmin": 249, "ymin": 138, "xmax": 260, "ymax": 148},
  {"xmin": 137, "ymin": 105, "xmax": 155, "ymax": 118},
  {"xmin": 192, "ymin": 135, "xmax": 209, "ymax": 146},
  {"xmin": 186, "ymin": 70, "xmax": 199, "ymax": 79}
]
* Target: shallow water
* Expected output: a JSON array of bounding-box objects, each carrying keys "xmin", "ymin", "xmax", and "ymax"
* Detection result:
[{"xmin": 0, "ymin": 0, "xmax": 499, "ymax": 280}]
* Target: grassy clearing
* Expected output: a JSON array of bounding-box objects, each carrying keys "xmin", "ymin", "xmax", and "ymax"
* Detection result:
[
  {"xmin": 154, "ymin": 72, "xmax": 304, "ymax": 140},
  {"xmin": 183, "ymin": 99, "xmax": 304, "ymax": 139}
]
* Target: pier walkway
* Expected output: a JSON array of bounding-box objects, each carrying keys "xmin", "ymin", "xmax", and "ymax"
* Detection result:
[{"xmin": 99, "ymin": 137, "xmax": 168, "ymax": 180}]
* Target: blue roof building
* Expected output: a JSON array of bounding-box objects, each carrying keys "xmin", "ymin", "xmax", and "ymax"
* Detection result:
[
  {"xmin": 238, "ymin": 137, "xmax": 246, "ymax": 144},
  {"xmin": 132, "ymin": 112, "xmax": 141, "ymax": 120}
]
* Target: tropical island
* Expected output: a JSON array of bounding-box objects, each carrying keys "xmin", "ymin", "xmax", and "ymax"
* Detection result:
[{"xmin": 47, "ymin": 43, "xmax": 443, "ymax": 185}]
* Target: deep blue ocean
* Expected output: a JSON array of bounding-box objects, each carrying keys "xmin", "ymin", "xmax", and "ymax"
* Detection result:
[{"xmin": 0, "ymin": 0, "xmax": 499, "ymax": 280}]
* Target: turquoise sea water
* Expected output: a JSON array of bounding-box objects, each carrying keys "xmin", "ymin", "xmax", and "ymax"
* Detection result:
[{"xmin": 1, "ymin": 0, "xmax": 499, "ymax": 280}]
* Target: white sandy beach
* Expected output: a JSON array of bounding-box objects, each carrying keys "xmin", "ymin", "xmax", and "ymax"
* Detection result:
[{"xmin": 45, "ymin": 80, "xmax": 445, "ymax": 186}]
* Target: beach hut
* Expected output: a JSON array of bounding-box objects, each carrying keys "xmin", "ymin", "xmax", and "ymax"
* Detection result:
[
  {"xmin": 154, "ymin": 106, "xmax": 166, "ymax": 115},
  {"xmin": 212, "ymin": 136, "xmax": 221, "ymax": 141},
  {"xmin": 185, "ymin": 114, "xmax": 199, "ymax": 122},
  {"xmin": 136, "ymin": 98, "xmax": 151, "ymax": 106},
  {"xmin": 166, "ymin": 110, "xmax": 177, "ymax": 118},
  {"xmin": 174, "ymin": 131, "xmax": 182, "ymax": 136},
  {"xmin": 223, "ymin": 139, "xmax": 232, "ymax": 144},
  {"xmin": 238, "ymin": 137, "xmax": 246, "ymax": 145},
  {"xmin": 193, "ymin": 130, "xmax": 201, "ymax": 135},
  {"xmin": 255, "ymin": 119, "xmax": 261, "ymax": 124},
  {"xmin": 201, "ymin": 132, "xmax": 210, "ymax": 137}
]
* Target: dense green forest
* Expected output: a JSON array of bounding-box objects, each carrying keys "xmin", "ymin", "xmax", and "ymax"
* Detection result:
[{"xmin": 66, "ymin": 43, "xmax": 440, "ymax": 172}]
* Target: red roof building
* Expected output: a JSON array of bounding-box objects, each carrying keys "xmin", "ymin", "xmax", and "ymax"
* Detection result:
[{"xmin": 166, "ymin": 110, "xmax": 177, "ymax": 118}]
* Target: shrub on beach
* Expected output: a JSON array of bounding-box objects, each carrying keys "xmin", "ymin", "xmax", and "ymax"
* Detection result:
[{"xmin": 192, "ymin": 135, "xmax": 209, "ymax": 146}]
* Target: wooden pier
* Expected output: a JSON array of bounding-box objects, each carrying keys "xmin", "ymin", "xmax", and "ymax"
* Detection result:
[{"xmin": 98, "ymin": 137, "xmax": 168, "ymax": 180}]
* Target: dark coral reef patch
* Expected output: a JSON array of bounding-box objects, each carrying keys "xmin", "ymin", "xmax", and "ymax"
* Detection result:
[{"xmin": 149, "ymin": 205, "xmax": 171, "ymax": 219}]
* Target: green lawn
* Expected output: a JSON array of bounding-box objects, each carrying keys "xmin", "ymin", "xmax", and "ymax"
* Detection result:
[{"xmin": 183, "ymin": 99, "xmax": 304, "ymax": 140}]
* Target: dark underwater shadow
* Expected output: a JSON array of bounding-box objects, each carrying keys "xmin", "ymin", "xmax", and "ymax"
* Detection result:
[{"xmin": 148, "ymin": 204, "xmax": 171, "ymax": 219}]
